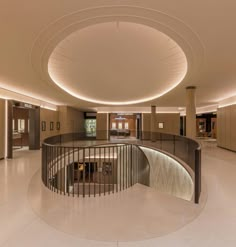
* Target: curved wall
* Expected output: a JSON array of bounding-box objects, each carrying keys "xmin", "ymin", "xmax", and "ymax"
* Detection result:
[{"xmin": 140, "ymin": 146, "xmax": 194, "ymax": 201}]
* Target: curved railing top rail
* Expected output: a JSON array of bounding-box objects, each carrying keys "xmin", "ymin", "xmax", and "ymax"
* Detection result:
[{"xmin": 43, "ymin": 131, "xmax": 201, "ymax": 148}]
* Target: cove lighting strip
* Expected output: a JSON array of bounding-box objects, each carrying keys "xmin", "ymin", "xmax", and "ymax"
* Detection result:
[{"xmin": 0, "ymin": 87, "xmax": 58, "ymax": 111}]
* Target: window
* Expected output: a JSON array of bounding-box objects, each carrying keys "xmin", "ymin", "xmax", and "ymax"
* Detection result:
[
  {"xmin": 118, "ymin": 122, "xmax": 123, "ymax": 129},
  {"xmin": 125, "ymin": 122, "xmax": 129, "ymax": 129},
  {"xmin": 112, "ymin": 122, "xmax": 116, "ymax": 129}
]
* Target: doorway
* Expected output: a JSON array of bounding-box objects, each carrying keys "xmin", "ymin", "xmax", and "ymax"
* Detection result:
[
  {"xmin": 109, "ymin": 113, "xmax": 141, "ymax": 140},
  {"xmin": 7, "ymin": 100, "xmax": 40, "ymax": 158}
]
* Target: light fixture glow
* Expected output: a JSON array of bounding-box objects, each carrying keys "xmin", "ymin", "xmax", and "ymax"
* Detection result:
[
  {"xmin": 47, "ymin": 73, "xmax": 188, "ymax": 105},
  {"xmin": 218, "ymin": 95, "xmax": 236, "ymax": 108},
  {"xmin": 0, "ymin": 86, "xmax": 58, "ymax": 111},
  {"xmin": 48, "ymin": 22, "xmax": 188, "ymax": 106}
]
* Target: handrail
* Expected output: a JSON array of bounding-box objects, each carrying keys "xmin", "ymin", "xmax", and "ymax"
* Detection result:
[
  {"xmin": 42, "ymin": 130, "xmax": 201, "ymax": 203},
  {"xmin": 42, "ymin": 141, "xmax": 150, "ymax": 197}
]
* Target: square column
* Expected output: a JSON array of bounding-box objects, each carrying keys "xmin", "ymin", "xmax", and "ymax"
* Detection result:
[
  {"xmin": 151, "ymin": 105, "xmax": 156, "ymax": 141},
  {"xmin": 186, "ymin": 86, "xmax": 196, "ymax": 139}
]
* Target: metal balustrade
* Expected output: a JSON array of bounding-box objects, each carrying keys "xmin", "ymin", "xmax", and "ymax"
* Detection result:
[
  {"xmin": 42, "ymin": 130, "xmax": 201, "ymax": 203},
  {"xmin": 42, "ymin": 142, "xmax": 150, "ymax": 197}
]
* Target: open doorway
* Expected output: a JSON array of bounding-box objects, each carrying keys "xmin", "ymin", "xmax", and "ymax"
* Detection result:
[
  {"xmin": 196, "ymin": 112, "xmax": 217, "ymax": 138},
  {"xmin": 7, "ymin": 100, "xmax": 40, "ymax": 158},
  {"xmin": 109, "ymin": 113, "xmax": 141, "ymax": 140},
  {"xmin": 13, "ymin": 106, "xmax": 29, "ymax": 150}
]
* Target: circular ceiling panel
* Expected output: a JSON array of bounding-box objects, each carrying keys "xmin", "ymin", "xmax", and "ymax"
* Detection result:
[{"xmin": 48, "ymin": 22, "xmax": 188, "ymax": 105}]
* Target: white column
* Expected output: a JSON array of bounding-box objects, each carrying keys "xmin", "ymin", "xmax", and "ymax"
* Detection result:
[
  {"xmin": 151, "ymin": 105, "xmax": 156, "ymax": 141},
  {"xmin": 186, "ymin": 86, "xmax": 196, "ymax": 139}
]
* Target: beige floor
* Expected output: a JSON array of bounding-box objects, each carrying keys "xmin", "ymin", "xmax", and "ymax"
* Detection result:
[{"xmin": 0, "ymin": 141, "xmax": 236, "ymax": 246}]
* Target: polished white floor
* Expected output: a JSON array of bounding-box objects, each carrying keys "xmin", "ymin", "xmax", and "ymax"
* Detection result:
[{"xmin": 0, "ymin": 141, "xmax": 236, "ymax": 246}]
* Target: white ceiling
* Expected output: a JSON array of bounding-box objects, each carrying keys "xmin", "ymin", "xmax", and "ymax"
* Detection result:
[
  {"xmin": 0, "ymin": 1, "xmax": 236, "ymax": 112},
  {"xmin": 48, "ymin": 22, "xmax": 187, "ymax": 105}
]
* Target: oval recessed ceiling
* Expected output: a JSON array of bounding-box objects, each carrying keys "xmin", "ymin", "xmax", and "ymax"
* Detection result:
[{"xmin": 48, "ymin": 21, "xmax": 188, "ymax": 105}]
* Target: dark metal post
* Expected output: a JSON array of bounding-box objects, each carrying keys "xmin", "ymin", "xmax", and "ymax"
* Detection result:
[
  {"xmin": 83, "ymin": 148, "xmax": 85, "ymax": 197},
  {"xmin": 173, "ymin": 135, "xmax": 176, "ymax": 155},
  {"xmin": 194, "ymin": 148, "xmax": 201, "ymax": 203}
]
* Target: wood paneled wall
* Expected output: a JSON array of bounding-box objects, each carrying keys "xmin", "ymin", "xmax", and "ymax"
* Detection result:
[
  {"xmin": 40, "ymin": 108, "xmax": 59, "ymax": 145},
  {"xmin": 58, "ymin": 106, "xmax": 84, "ymax": 135},
  {"xmin": 142, "ymin": 113, "xmax": 180, "ymax": 139},
  {"xmin": 0, "ymin": 99, "xmax": 5, "ymax": 159},
  {"xmin": 217, "ymin": 105, "xmax": 236, "ymax": 151},
  {"xmin": 40, "ymin": 106, "xmax": 85, "ymax": 144},
  {"xmin": 96, "ymin": 113, "xmax": 109, "ymax": 140},
  {"xmin": 156, "ymin": 113, "xmax": 180, "ymax": 134}
]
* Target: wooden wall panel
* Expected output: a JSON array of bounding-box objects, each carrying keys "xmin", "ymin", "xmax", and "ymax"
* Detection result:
[
  {"xmin": 217, "ymin": 108, "xmax": 222, "ymax": 146},
  {"xmin": 142, "ymin": 113, "xmax": 180, "ymax": 137},
  {"xmin": 142, "ymin": 113, "xmax": 151, "ymax": 139},
  {"xmin": 7, "ymin": 101, "xmax": 13, "ymax": 158},
  {"xmin": 225, "ymin": 107, "xmax": 231, "ymax": 149},
  {"xmin": 156, "ymin": 113, "xmax": 180, "ymax": 135},
  {"xmin": 217, "ymin": 105, "xmax": 236, "ymax": 152},
  {"xmin": 219, "ymin": 108, "xmax": 226, "ymax": 147},
  {"xmin": 58, "ymin": 106, "xmax": 84, "ymax": 135},
  {"xmin": 66, "ymin": 107, "xmax": 84, "ymax": 133},
  {"xmin": 230, "ymin": 105, "xmax": 236, "ymax": 150},
  {"xmin": 58, "ymin": 106, "xmax": 67, "ymax": 134},
  {"xmin": 96, "ymin": 113, "xmax": 109, "ymax": 140},
  {"xmin": 40, "ymin": 108, "xmax": 59, "ymax": 144},
  {"xmin": 0, "ymin": 99, "xmax": 5, "ymax": 159},
  {"xmin": 29, "ymin": 107, "xmax": 40, "ymax": 150}
]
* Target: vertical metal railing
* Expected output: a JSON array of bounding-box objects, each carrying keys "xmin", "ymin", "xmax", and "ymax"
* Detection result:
[
  {"xmin": 42, "ymin": 142, "xmax": 150, "ymax": 198},
  {"xmin": 194, "ymin": 147, "xmax": 201, "ymax": 203},
  {"xmin": 42, "ymin": 130, "xmax": 201, "ymax": 203}
]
